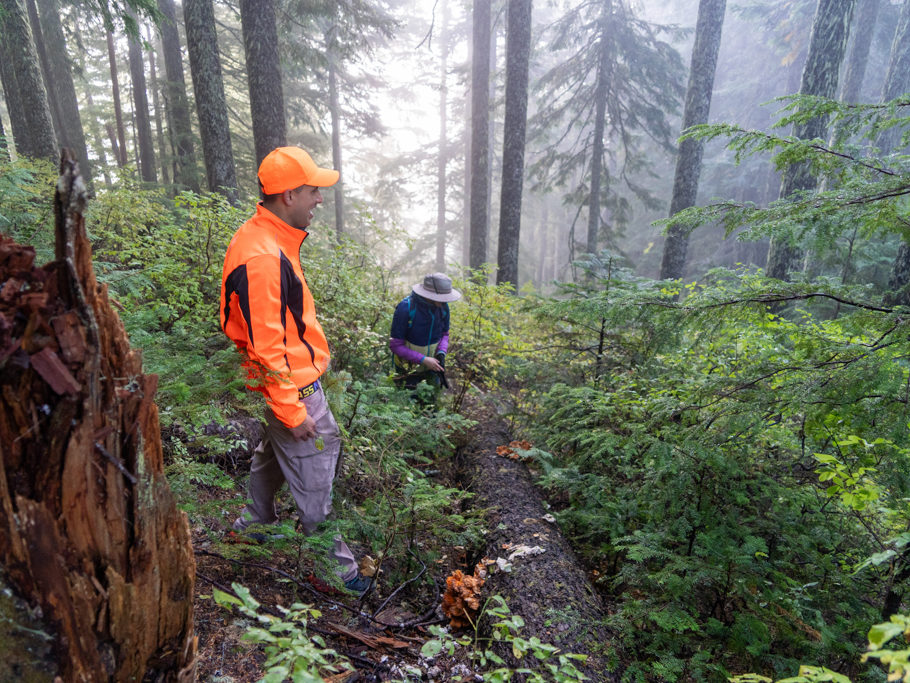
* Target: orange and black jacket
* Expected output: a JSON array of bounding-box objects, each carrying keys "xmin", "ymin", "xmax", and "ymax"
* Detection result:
[{"xmin": 220, "ymin": 204, "xmax": 330, "ymax": 429}]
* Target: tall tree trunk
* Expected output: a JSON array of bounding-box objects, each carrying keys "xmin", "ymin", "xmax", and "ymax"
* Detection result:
[
  {"xmin": 127, "ymin": 22, "xmax": 158, "ymax": 182},
  {"xmin": 659, "ymin": 0, "xmax": 726, "ymax": 282},
  {"xmin": 586, "ymin": 2, "xmax": 612, "ymax": 255},
  {"xmin": 840, "ymin": 0, "xmax": 880, "ymax": 103},
  {"xmin": 882, "ymin": 0, "xmax": 910, "ymax": 304},
  {"xmin": 183, "ymin": 0, "xmax": 238, "ymax": 202},
  {"xmin": 107, "ymin": 30, "xmax": 128, "ymax": 167},
  {"xmin": 0, "ymin": 151, "xmax": 196, "ymax": 681},
  {"xmin": 25, "ymin": 0, "xmax": 64, "ymax": 143},
  {"xmin": 0, "ymin": 0, "xmax": 57, "ymax": 160},
  {"xmin": 33, "ymin": 0, "xmax": 93, "ymax": 186},
  {"xmin": 435, "ymin": 0, "xmax": 450, "ymax": 271},
  {"xmin": 0, "ymin": 39, "xmax": 33, "ymax": 158},
  {"xmin": 147, "ymin": 28, "xmax": 171, "ymax": 186},
  {"xmin": 328, "ymin": 47, "xmax": 344, "ymax": 236},
  {"xmin": 240, "ymin": 0, "xmax": 286, "ymax": 166},
  {"xmin": 496, "ymin": 0, "xmax": 531, "ymax": 288},
  {"xmin": 70, "ymin": 22, "xmax": 111, "ymax": 186},
  {"xmin": 0, "ymin": 115, "xmax": 7, "ymax": 161},
  {"xmin": 469, "ymin": 0, "xmax": 492, "ymax": 271},
  {"xmin": 766, "ymin": 0, "xmax": 856, "ymax": 281},
  {"xmin": 157, "ymin": 0, "xmax": 199, "ymax": 192},
  {"xmin": 879, "ymin": 0, "xmax": 910, "ymax": 154},
  {"xmin": 463, "ymin": 25, "xmax": 472, "ymax": 269}
]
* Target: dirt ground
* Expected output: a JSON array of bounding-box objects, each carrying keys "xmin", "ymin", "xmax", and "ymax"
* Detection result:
[{"xmin": 189, "ymin": 395, "xmax": 612, "ymax": 682}]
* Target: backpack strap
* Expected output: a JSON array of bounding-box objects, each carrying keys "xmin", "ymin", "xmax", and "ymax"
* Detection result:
[{"xmin": 407, "ymin": 293, "xmax": 417, "ymax": 329}]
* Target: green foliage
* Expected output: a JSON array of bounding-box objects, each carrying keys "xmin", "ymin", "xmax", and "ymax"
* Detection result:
[
  {"xmin": 213, "ymin": 582, "xmax": 352, "ymax": 682},
  {"xmin": 85, "ymin": 185, "xmax": 253, "ymax": 428},
  {"xmin": 335, "ymin": 380, "xmax": 486, "ymax": 575},
  {"xmin": 420, "ymin": 595, "xmax": 589, "ymax": 682},
  {"xmin": 447, "ymin": 268, "xmax": 538, "ymax": 394},
  {"xmin": 0, "ymin": 154, "xmax": 56, "ymax": 261},
  {"xmin": 663, "ymin": 95, "xmax": 910, "ymax": 288},
  {"xmin": 516, "ymin": 258, "xmax": 910, "ymax": 680}
]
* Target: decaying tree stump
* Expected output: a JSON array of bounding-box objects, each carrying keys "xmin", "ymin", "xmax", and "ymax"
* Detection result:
[{"xmin": 0, "ymin": 152, "xmax": 196, "ymax": 681}]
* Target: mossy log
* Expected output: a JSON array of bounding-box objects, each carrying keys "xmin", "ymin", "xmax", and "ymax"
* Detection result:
[
  {"xmin": 0, "ymin": 152, "xmax": 196, "ymax": 681},
  {"xmin": 462, "ymin": 417, "xmax": 615, "ymax": 679}
]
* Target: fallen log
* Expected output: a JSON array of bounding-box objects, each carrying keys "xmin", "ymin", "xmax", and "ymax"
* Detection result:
[
  {"xmin": 461, "ymin": 409, "xmax": 615, "ymax": 679},
  {"xmin": 0, "ymin": 152, "xmax": 196, "ymax": 680}
]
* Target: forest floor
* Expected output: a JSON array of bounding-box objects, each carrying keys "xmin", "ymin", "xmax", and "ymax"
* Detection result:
[{"xmin": 187, "ymin": 393, "xmax": 612, "ymax": 682}]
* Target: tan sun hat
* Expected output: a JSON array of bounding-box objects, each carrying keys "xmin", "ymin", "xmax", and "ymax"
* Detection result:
[{"xmin": 412, "ymin": 273, "xmax": 461, "ymax": 302}]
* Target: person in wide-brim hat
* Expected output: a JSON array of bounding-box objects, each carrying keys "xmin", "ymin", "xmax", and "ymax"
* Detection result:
[
  {"xmin": 389, "ymin": 273, "xmax": 461, "ymax": 395},
  {"xmin": 411, "ymin": 272, "xmax": 462, "ymax": 303}
]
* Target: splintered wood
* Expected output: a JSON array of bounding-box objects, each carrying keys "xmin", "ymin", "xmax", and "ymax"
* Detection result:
[{"xmin": 0, "ymin": 152, "xmax": 196, "ymax": 681}]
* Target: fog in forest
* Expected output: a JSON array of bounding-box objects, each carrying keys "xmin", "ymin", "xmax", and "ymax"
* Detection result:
[{"xmin": 0, "ymin": 0, "xmax": 906, "ymax": 288}]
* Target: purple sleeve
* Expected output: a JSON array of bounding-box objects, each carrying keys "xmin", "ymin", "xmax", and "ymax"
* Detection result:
[
  {"xmin": 389, "ymin": 337, "xmax": 425, "ymax": 364},
  {"xmin": 436, "ymin": 333, "xmax": 449, "ymax": 355}
]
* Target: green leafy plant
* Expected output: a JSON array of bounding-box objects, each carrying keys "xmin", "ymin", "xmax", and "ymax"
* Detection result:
[
  {"xmin": 213, "ymin": 582, "xmax": 352, "ymax": 682},
  {"xmin": 421, "ymin": 594, "xmax": 588, "ymax": 682}
]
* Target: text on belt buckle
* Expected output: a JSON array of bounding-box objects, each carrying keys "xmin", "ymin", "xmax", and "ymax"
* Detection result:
[{"xmin": 298, "ymin": 380, "xmax": 320, "ymax": 400}]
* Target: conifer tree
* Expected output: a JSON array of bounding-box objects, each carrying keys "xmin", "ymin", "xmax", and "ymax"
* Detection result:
[
  {"xmin": 0, "ymin": 0, "xmax": 57, "ymax": 160},
  {"xmin": 33, "ymin": 0, "xmax": 93, "ymax": 185},
  {"xmin": 157, "ymin": 0, "xmax": 199, "ymax": 192},
  {"xmin": 765, "ymin": 0, "xmax": 856, "ymax": 281},
  {"xmin": 659, "ymin": 0, "xmax": 726, "ymax": 282},
  {"xmin": 840, "ymin": 0, "xmax": 880, "ymax": 104},
  {"xmin": 127, "ymin": 19, "xmax": 158, "ymax": 182},
  {"xmin": 469, "ymin": 0, "xmax": 492, "ymax": 270},
  {"xmin": 529, "ymin": 0, "xmax": 684, "ymax": 257},
  {"xmin": 240, "ymin": 0, "xmax": 286, "ymax": 166},
  {"xmin": 496, "ymin": 0, "xmax": 532, "ymax": 287},
  {"xmin": 183, "ymin": 0, "xmax": 238, "ymax": 201}
]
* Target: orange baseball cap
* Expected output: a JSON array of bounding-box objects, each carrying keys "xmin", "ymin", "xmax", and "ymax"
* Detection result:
[{"xmin": 258, "ymin": 146, "xmax": 339, "ymax": 194}]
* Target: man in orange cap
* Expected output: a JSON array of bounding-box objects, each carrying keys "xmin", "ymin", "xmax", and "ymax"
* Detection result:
[{"xmin": 220, "ymin": 146, "xmax": 371, "ymax": 595}]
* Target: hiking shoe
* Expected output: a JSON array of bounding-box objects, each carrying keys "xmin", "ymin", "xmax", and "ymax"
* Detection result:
[
  {"xmin": 343, "ymin": 572, "xmax": 373, "ymax": 596},
  {"xmin": 231, "ymin": 517, "xmax": 285, "ymax": 543}
]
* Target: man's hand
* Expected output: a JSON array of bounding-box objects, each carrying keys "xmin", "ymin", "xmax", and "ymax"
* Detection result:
[
  {"xmin": 420, "ymin": 356, "xmax": 444, "ymax": 373},
  {"xmin": 290, "ymin": 415, "xmax": 317, "ymax": 441}
]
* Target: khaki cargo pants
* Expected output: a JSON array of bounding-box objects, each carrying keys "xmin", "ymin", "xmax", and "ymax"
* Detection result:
[{"xmin": 235, "ymin": 385, "xmax": 358, "ymax": 582}]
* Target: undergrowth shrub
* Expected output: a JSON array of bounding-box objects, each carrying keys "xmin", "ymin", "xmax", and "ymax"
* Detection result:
[{"xmin": 518, "ymin": 262, "xmax": 910, "ymax": 681}]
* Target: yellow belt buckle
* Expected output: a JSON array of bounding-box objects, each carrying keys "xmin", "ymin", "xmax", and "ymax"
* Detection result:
[{"xmin": 298, "ymin": 381, "xmax": 318, "ymax": 400}]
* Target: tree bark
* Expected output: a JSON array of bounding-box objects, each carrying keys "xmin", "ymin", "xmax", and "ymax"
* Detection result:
[
  {"xmin": 147, "ymin": 27, "xmax": 172, "ymax": 186},
  {"xmin": 25, "ymin": 0, "xmax": 64, "ymax": 143},
  {"xmin": 840, "ymin": 0, "xmax": 880, "ymax": 104},
  {"xmin": 766, "ymin": 0, "xmax": 856, "ymax": 281},
  {"xmin": 240, "ymin": 0, "xmax": 286, "ymax": 166},
  {"xmin": 496, "ymin": 0, "xmax": 532, "ymax": 288},
  {"xmin": 158, "ymin": 0, "xmax": 199, "ymax": 192},
  {"xmin": 0, "ymin": 151, "xmax": 196, "ymax": 681},
  {"xmin": 462, "ymin": 409, "xmax": 613, "ymax": 679},
  {"xmin": 0, "ymin": 37, "xmax": 33, "ymax": 158},
  {"xmin": 0, "ymin": 114, "xmax": 7, "ymax": 161},
  {"xmin": 33, "ymin": 0, "xmax": 93, "ymax": 186},
  {"xmin": 436, "ymin": 0, "xmax": 450, "ymax": 271},
  {"xmin": 882, "ymin": 0, "xmax": 910, "ymax": 303},
  {"xmin": 0, "ymin": 0, "xmax": 57, "ymax": 160},
  {"xmin": 659, "ymin": 0, "xmax": 726, "ymax": 282},
  {"xmin": 107, "ymin": 30, "xmax": 128, "ymax": 167},
  {"xmin": 127, "ymin": 20, "xmax": 158, "ymax": 183},
  {"xmin": 879, "ymin": 0, "xmax": 910, "ymax": 154},
  {"xmin": 469, "ymin": 0, "xmax": 492, "ymax": 271},
  {"xmin": 586, "ymin": 1, "xmax": 612, "ymax": 256},
  {"xmin": 183, "ymin": 0, "xmax": 238, "ymax": 202},
  {"xmin": 328, "ymin": 48, "xmax": 344, "ymax": 236}
]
